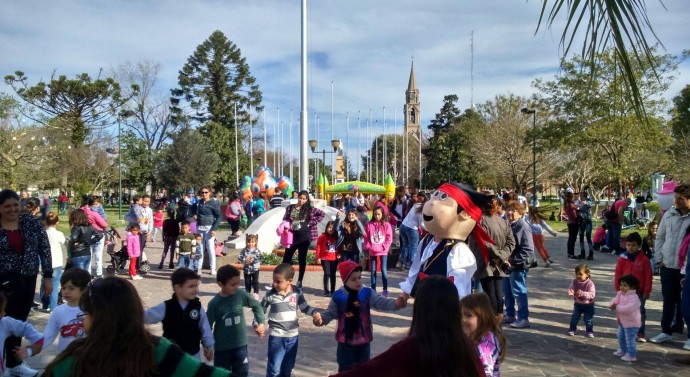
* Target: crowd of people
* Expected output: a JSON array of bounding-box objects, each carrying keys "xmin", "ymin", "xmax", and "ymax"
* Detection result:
[{"xmin": 2, "ymin": 181, "xmax": 690, "ymax": 376}]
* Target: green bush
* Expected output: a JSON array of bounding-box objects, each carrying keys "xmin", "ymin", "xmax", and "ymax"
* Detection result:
[
  {"xmin": 261, "ymin": 253, "xmax": 283, "ymax": 266},
  {"xmin": 645, "ymin": 201, "xmax": 660, "ymax": 214}
]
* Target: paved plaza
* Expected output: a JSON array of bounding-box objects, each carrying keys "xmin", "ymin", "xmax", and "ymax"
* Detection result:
[{"xmin": 25, "ymin": 228, "xmax": 689, "ymax": 376}]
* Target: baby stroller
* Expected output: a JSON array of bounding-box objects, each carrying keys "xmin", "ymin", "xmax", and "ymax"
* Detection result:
[{"xmin": 104, "ymin": 227, "xmax": 150, "ymax": 275}]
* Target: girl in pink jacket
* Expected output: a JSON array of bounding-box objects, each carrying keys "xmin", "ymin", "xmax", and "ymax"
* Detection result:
[
  {"xmin": 609, "ymin": 274, "xmax": 641, "ymax": 362},
  {"xmin": 364, "ymin": 207, "xmax": 393, "ymax": 296},
  {"xmin": 126, "ymin": 224, "xmax": 142, "ymax": 280}
]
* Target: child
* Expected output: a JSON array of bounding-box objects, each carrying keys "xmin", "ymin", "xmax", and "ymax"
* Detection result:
[
  {"xmin": 193, "ymin": 233, "xmax": 203, "ymax": 273},
  {"xmin": 0, "ymin": 292, "xmax": 44, "ymax": 375},
  {"xmin": 526, "ymin": 207, "xmax": 557, "ymax": 267},
  {"xmin": 317, "ymin": 260, "xmax": 406, "ymax": 372},
  {"xmin": 145, "ymin": 268, "xmax": 214, "ymax": 360},
  {"xmin": 43, "ymin": 268, "xmax": 91, "ymax": 352},
  {"xmin": 614, "ymin": 232, "xmax": 652, "ymax": 342},
  {"xmin": 125, "ymin": 195, "xmax": 142, "ymax": 229},
  {"xmin": 151, "ymin": 206, "xmax": 164, "ymax": 242},
  {"xmin": 593, "ymin": 223, "xmax": 608, "ymax": 251},
  {"xmin": 610, "ymin": 275, "xmax": 642, "ymax": 362},
  {"xmin": 67, "ymin": 209, "xmax": 103, "ymax": 272},
  {"xmin": 207, "ymin": 265, "xmax": 265, "ymax": 376},
  {"xmin": 238, "ymin": 234, "xmax": 262, "ymax": 300},
  {"xmin": 316, "ymin": 220, "xmax": 338, "ymax": 297},
  {"xmin": 176, "ymin": 221, "xmax": 196, "ymax": 269},
  {"xmin": 460, "ymin": 293, "xmax": 506, "ymax": 377},
  {"xmin": 277, "ymin": 221, "xmax": 293, "ymax": 249},
  {"xmin": 364, "ymin": 206, "xmax": 393, "ymax": 295},
  {"xmin": 336, "ymin": 209, "xmax": 366, "ymax": 264},
  {"xmin": 126, "ymin": 224, "xmax": 143, "ymax": 280},
  {"xmin": 261, "ymin": 263, "xmax": 321, "ymax": 377},
  {"xmin": 641, "ymin": 221, "xmax": 657, "ymax": 274},
  {"xmin": 160, "ymin": 209, "xmax": 180, "ymax": 269},
  {"xmin": 42, "ymin": 211, "xmax": 66, "ymax": 311},
  {"xmin": 567, "ymin": 264, "xmax": 596, "ymax": 337}
]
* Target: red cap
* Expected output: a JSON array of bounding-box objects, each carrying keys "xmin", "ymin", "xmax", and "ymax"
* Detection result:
[{"xmin": 338, "ymin": 260, "xmax": 362, "ymax": 283}]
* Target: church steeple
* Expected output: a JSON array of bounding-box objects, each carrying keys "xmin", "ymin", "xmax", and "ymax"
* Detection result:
[{"xmin": 404, "ymin": 61, "xmax": 420, "ymax": 136}]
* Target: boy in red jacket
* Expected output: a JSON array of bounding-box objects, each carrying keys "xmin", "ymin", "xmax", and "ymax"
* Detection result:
[{"xmin": 614, "ymin": 232, "xmax": 652, "ymax": 342}]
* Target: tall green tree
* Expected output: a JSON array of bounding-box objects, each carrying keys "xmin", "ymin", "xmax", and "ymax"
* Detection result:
[
  {"xmin": 156, "ymin": 129, "xmax": 220, "ymax": 192},
  {"xmin": 669, "ymin": 84, "xmax": 690, "ymax": 179},
  {"xmin": 422, "ymin": 95, "xmax": 482, "ymax": 188},
  {"xmin": 170, "ymin": 30, "xmax": 262, "ymax": 189},
  {"xmin": 534, "ymin": 46, "xmax": 677, "ymax": 193},
  {"xmin": 4, "ymin": 71, "xmax": 136, "ymax": 146}
]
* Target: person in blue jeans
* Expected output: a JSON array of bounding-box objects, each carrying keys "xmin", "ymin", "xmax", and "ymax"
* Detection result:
[
  {"xmin": 261, "ymin": 263, "xmax": 322, "ymax": 377},
  {"xmin": 399, "ymin": 197, "xmax": 425, "ymax": 269},
  {"xmin": 67, "ymin": 209, "xmax": 101, "ymax": 273},
  {"xmin": 502, "ymin": 201, "xmax": 535, "ymax": 329}
]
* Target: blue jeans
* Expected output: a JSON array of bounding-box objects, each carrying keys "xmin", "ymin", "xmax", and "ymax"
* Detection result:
[
  {"xmin": 399, "ymin": 224, "xmax": 419, "ymax": 267},
  {"xmin": 637, "ymin": 292, "xmax": 647, "ymax": 336},
  {"xmin": 40, "ymin": 266, "xmax": 62, "ymax": 310},
  {"xmin": 336, "ymin": 342, "xmax": 371, "ymax": 372},
  {"xmin": 369, "ymin": 255, "xmax": 388, "ymax": 291},
  {"xmin": 178, "ymin": 254, "xmax": 193, "ymax": 269},
  {"xmin": 71, "ymin": 255, "xmax": 91, "ymax": 272},
  {"xmin": 659, "ymin": 267, "xmax": 684, "ymax": 334},
  {"xmin": 197, "ymin": 226, "xmax": 216, "ymax": 272},
  {"xmin": 91, "ymin": 237, "xmax": 105, "ymax": 277},
  {"xmin": 618, "ymin": 325, "xmax": 639, "ymax": 357},
  {"xmin": 266, "ymin": 335, "xmax": 298, "ymax": 377},
  {"xmin": 340, "ymin": 252, "xmax": 359, "ymax": 264},
  {"xmin": 606, "ymin": 221, "xmax": 622, "ymax": 253},
  {"xmin": 578, "ymin": 221, "xmax": 593, "ymax": 253},
  {"xmin": 503, "ymin": 270, "xmax": 529, "ymax": 320},
  {"xmin": 215, "ymin": 345, "xmax": 249, "ymax": 377},
  {"xmin": 569, "ymin": 302, "xmax": 594, "ymax": 332},
  {"xmin": 682, "ymin": 268, "xmax": 690, "ymax": 340}
]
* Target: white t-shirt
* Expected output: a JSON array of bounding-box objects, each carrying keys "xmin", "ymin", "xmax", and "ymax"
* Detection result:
[
  {"xmin": 43, "ymin": 304, "xmax": 85, "ymax": 352},
  {"xmin": 401, "ymin": 203, "xmax": 425, "ymax": 230},
  {"xmin": 46, "ymin": 226, "xmax": 66, "ymax": 268}
]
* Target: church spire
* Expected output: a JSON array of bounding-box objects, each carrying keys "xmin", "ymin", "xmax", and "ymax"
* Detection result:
[{"xmin": 407, "ymin": 61, "xmax": 417, "ymax": 92}]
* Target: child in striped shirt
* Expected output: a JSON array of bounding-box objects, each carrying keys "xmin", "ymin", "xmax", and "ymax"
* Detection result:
[{"xmin": 261, "ymin": 263, "xmax": 322, "ymax": 377}]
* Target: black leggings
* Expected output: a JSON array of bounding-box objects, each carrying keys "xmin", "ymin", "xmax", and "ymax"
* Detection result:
[
  {"xmin": 227, "ymin": 218, "xmax": 240, "ymax": 234},
  {"xmin": 244, "ymin": 271, "xmax": 260, "ymax": 294},
  {"xmin": 282, "ymin": 240, "xmax": 310, "ymax": 282},
  {"xmin": 480, "ymin": 276, "xmax": 504, "ymax": 315},
  {"xmin": 3, "ymin": 274, "xmax": 37, "ymax": 368},
  {"xmin": 567, "ymin": 223, "xmax": 579, "ymax": 256},
  {"xmin": 321, "ymin": 260, "xmax": 338, "ymax": 293}
]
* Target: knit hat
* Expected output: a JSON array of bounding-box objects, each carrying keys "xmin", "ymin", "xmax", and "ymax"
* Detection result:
[{"xmin": 338, "ymin": 260, "xmax": 362, "ymax": 283}]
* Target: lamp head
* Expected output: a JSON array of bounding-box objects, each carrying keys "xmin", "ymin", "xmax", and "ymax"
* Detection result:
[
  {"xmin": 308, "ymin": 139, "xmax": 317, "ymax": 152},
  {"xmin": 521, "ymin": 107, "xmax": 535, "ymax": 115},
  {"xmin": 331, "ymin": 139, "xmax": 341, "ymax": 152}
]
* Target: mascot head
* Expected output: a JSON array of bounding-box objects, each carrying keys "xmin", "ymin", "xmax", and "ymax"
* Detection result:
[
  {"xmin": 423, "ymin": 182, "xmax": 494, "ymax": 262},
  {"xmin": 657, "ymin": 180, "xmax": 677, "ymax": 211}
]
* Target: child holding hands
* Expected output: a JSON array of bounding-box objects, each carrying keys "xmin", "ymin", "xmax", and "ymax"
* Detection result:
[
  {"xmin": 0, "ymin": 292, "xmax": 44, "ymax": 376},
  {"xmin": 610, "ymin": 275, "xmax": 642, "ymax": 362},
  {"xmin": 567, "ymin": 264, "xmax": 596, "ymax": 337},
  {"xmin": 316, "ymin": 260, "xmax": 406, "ymax": 372},
  {"xmin": 316, "ymin": 220, "xmax": 339, "ymax": 297},
  {"xmin": 364, "ymin": 207, "xmax": 393, "ymax": 295},
  {"xmin": 207, "ymin": 265, "xmax": 265, "ymax": 377}
]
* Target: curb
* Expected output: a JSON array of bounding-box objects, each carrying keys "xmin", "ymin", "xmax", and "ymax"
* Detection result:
[{"xmin": 229, "ymin": 263, "xmax": 323, "ymax": 272}]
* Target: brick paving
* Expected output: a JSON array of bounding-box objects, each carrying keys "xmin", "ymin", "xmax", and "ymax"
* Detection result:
[{"xmin": 24, "ymin": 228, "xmax": 689, "ymax": 376}]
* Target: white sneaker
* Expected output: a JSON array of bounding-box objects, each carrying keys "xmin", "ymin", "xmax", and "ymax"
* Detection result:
[
  {"xmin": 683, "ymin": 338, "xmax": 690, "ymax": 350},
  {"xmin": 210, "ymin": 269, "xmax": 217, "ymax": 276},
  {"xmin": 612, "ymin": 350, "xmax": 625, "ymax": 357},
  {"xmin": 621, "ymin": 354, "xmax": 637, "ymax": 362},
  {"xmin": 650, "ymin": 332, "xmax": 673, "ymax": 344},
  {"xmin": 510, "ymin": 319, "xmax": 531, "ymax": 329},
  {"xmin": 132, "ymin": 275, "xmax": 143, "ymax": 280},
  {"xmin": 7, "ymin": 362, "xmax": 38, "ymax": 377}
]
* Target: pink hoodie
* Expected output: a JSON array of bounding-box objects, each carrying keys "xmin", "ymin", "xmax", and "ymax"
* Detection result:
[
  {"xmin": 126, "ymin": 232, "xmax": 141, "ymax": 258},
  {"xmin": 364, "ymin": 221, "xmax": 392, "ymax": 257},
  {"xmin": 609, "ymin": 290, "xmax": 641, "ymax": 328},
  {"xmin": 81, "ymin": 205, "xmax": 108, "ymax": 231}
]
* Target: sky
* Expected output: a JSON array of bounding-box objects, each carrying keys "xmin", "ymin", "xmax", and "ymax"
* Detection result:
[{"xmin": 2, "ymin": 0, "xmax": 689, "ymax": 168}]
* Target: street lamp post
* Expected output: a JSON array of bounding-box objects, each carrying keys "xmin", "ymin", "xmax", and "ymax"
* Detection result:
[
  {"xmin": 308, "ymin": 139, "xmax": 341, "ymax": 198},
  {"xmin": 521, "ymin": 107, "xmax": 537, "ymax": 207}
]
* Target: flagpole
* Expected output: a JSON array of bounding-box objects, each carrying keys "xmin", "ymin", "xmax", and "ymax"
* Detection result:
[
  {"xmin": 382, "ymin": 106, "xmax": 386, "ymax": 178},
  {"xmin": 250, "ymin": 105, "xmax": 254, "ymax": 177},
  {"xmin": 368, "ymin": 108, "xmax": 372, "ymax": 182},
  {"xmin": 345, "ymin": 112, "xmax": 349, "ymax": 180},
  {"xmin": 393, "ymin": 107, "xmax": 397, "ymax": 183},
  {"xmin": 330, "ymin": 81, "xmax": 334, "ymax": 184},
  {"xmin": 299, "ymin": 0, "xmax": 309, "ymax": 191},
  {"xmin": 290, "ymin": 109, "xmax": 294, "ymax": 181},
  {"xmin": 234, "ymin": 102, "xmax": 239, "ymax": 188},
  {"xmin": 357, "ymin": 111, "xmax": 361, "ymax": 180},
  {"xmin": 277, "ymin": 107, "xmax": 280, "ymax": 175}
]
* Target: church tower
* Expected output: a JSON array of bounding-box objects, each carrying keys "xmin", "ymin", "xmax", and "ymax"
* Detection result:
[{"xmin": 404, "ymin": 62, "xmax": 420, "ymax": 137}]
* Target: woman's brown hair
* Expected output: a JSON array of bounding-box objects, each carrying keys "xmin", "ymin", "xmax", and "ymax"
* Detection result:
[
  {"xmin": 44, "ymin": 277, "xmax": 157, "ymax": 377},
  {"xmin": 68, "ymin": 209, "xmax": 91, "ymax": 227},
  {"xmin": 343, "ymin": 209, "xmax": 361, "ymax": 234}
]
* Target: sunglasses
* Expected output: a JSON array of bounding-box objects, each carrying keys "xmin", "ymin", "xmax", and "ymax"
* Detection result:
[{"xmin": 201, "ymin": 191, "xmax": 210, "ymax": 194}]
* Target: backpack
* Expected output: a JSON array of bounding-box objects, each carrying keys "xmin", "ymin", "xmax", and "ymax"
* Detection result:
[{"xmin": 576, "ymin": 205, "xmax": 592, "ymax": 224}]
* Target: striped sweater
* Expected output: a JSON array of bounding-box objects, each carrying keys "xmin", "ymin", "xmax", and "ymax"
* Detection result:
[{"xmin": 261, "ymin": 285, "xmax": 316, "ymax": 337}]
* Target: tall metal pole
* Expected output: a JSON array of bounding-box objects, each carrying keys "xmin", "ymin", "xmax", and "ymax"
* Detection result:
[
  {"xmin": 357, "ymin": 111, "xmax": 361, "ymax": 180},
  {"xmin": 316, "ymin": 117, "xmax": 320, "ymax": 184},
  {"xmin": 290, "ymin": 110, "xmax": 294, "ymax": 180},
  {"xmin": 375, "ymin": 120, "xmax": 379, "ymax": 185},
  {"xmin": 118, "ymin": 119, "xmax": 122, "ymax": 220},
  {"xmin": 532, "ymin": 111, "xmax": 537, "ymax": 206},
  {"xmin": 330, "ymin": 81, "xmax": 334, "ymax": 184},
  {"xmin": 393, "ymin": 107, "xmax": 397, "ymax": 183},
  {"xmin": 382, "ymin": 106, "xmax": 386, "ymax": 178},
  {"xmin": 250, "ymin": 105, "xmax": 254, "ymax": 177},
  {"xmin": 345, "ymin": 112, "xmax": 349, "ymax": 180},
  {"xmin": 263, "ymin": 107, "xmax": 267, "ymax": 170},
  {"xmin": 277, "ymin": 107, "xmax": 280, "ymax": 175},
  {"xmin": 234, "ymin": 102, "xmax": 239, "ymax": 188},
  {"xmin": 418, "ymin": 111, "xmax": 422, "ymax": 188},
  {"xmin": 299, "ymin": 0, "xmax": 309, "ymax": 191},
  {"xmin": 369, "ymin": 109, "xmax": 372, "ymax": 182}
]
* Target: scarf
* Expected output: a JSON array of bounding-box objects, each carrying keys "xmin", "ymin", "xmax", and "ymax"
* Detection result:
[{"xmin": 343, "ymin": 286, "xmax": 361, "ymax": 341}]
